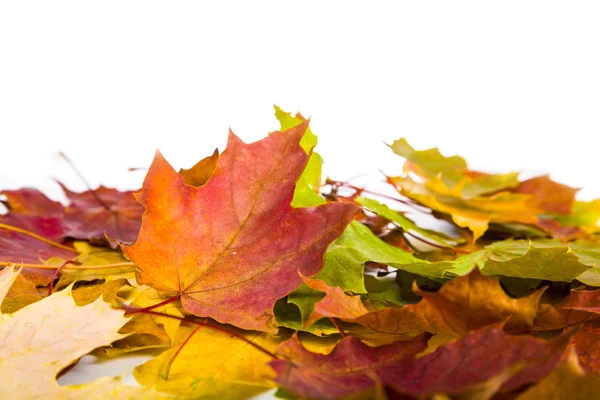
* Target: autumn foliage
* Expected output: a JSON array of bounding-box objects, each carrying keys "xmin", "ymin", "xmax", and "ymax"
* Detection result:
[{"xmin": 2, "ymin": 107, "xmax": 600, "ymax": 399}]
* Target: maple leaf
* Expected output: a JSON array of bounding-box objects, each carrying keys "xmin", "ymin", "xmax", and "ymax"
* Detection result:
[
  {"xmin": 59, "ymin": 183, "xmax": 144, "ymax": 245},
  {"xmin": 0, "ymin": 266, "xmax": 162, "ymax": 399},
  {"xmin": 0, "ymin": 189, "xmax": 72, "ymax": 262},
  {"xmin": 0, "ymin": 188, "xmax": 66, "ymax": 243},
  {"xmin": 123, "ymin": 122, "xmax": 358, "ymax": 332},
  {"xmin": 271, "ymin": 323, "xmax": 569, "ymax": 400}
]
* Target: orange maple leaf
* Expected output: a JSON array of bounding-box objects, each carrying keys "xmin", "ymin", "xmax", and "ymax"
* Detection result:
[{"xmin": 123, "ymin": 121, "xmax": 358, "ymax": 331}]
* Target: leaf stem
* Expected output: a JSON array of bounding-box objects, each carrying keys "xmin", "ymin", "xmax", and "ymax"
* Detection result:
[
  {"xmin": 0, "ymin": 223, "xmax": 78, "ymax": 253},
  {"xmin": 59, "ymin": 152, "xmax": 112, "ymax": 211},
  {"xmin": 123, "ymin": 295, "xmax": 181, "ymax": 315},
  {"xmin": 48, "ymin": 259, "xmax": 80, "ymax": 295},
  {"xmin": 160, "ymin": 324, "xmax": 203, "ymax": 379}
]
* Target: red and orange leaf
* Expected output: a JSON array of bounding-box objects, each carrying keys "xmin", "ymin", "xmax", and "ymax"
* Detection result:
[
  {"xmin": 123, "ymin": 122, "xmax": 358, "ymax": 332},
  {"xmin": 60, "ymin": 183, "xmax": 144, "ymax": 245}
]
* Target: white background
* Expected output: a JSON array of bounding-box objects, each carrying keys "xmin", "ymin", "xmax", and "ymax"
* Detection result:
[{"xmin": 1, "ymin": 0, "xmax": 600, "ymax": 395}]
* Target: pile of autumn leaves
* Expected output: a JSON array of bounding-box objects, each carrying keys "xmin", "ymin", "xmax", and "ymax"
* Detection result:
[{"xmin": 2, "ymin": 108, "xmax": 600, "ymax": 400}]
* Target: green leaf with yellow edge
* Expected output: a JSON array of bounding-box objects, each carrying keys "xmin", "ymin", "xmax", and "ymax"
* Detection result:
[
  {"xmin": 357, "ymin": 196, "xmax": 462, "ymax": 247},
  {"xmin": 134, "ymin": 324, "xmax": 281, "ymax": 400}
]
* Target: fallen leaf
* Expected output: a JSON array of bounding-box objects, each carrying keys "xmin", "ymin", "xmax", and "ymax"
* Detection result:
[
  {"xmin": 271, "ymin": 323, "xmax": 569, "ymax": 399},
  {"xmin": 123, "ymin": 122, "xmax": 358, "ymax": 332},
  {"xmin": 0, "ymin": 267, "xmax": 155, "ymax": 399}
]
